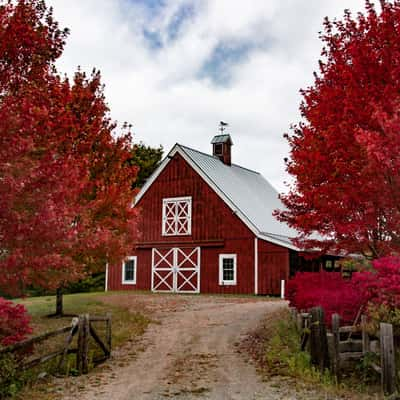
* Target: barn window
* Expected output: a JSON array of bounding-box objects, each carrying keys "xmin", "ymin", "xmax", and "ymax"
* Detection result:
[
  {"xmin": 219, "ymin": 254, "xmax": 237, "ymax": 285},
  {"xmin": 122, "ymin": 256, "xmax": 137, "ymax": 284},
  {"xmin": 162, "ymin": 197, "xmax": 192, "ymax": 236},
  {"xmin": 214, "ymin": 143, "xmax": 223, "ymax": 156}
]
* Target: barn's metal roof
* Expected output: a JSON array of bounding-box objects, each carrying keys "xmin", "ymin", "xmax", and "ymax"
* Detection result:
[{"xmin": 178, "ymin": 145, "xmax": 299, "ymax": 242}]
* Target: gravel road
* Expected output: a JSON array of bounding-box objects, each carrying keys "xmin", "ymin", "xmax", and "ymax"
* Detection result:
[{"xmin": 58, "ymin": 294, "xmax": 348, "ymax": 400}]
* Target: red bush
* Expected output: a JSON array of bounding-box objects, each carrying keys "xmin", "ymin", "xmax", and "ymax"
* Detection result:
[
  {"xmin": 0, "ymin": 297, "xmax": 32, "ymax": 346},
  {"xmin": 286, "ymin": 271, "xmax": 366, "ymax": 326},
  {"xmin": 356, "ymin": 256, "xmax": 400, "ymax": 309},
  {"xmin": 287, "ymin": 257, "xmax": 400, "ymax": 327}
]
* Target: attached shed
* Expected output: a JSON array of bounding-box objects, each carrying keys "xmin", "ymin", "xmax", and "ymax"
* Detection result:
[{"xmin": 107, "ymin": 134, "xmax": 309, "ymax": 295}]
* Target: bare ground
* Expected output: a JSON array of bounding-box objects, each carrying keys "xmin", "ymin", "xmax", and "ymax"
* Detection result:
[{"xmin": 56, "ymin": 294, "xmax": 357, "ymax": 400}]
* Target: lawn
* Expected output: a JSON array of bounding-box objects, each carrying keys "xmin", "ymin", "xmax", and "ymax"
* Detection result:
[{"xmin": 16, "ymin": 291, "xmax": 150, "ymax": 349}]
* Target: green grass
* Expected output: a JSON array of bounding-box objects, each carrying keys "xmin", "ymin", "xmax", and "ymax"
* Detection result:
[
  {"xmin": 262, "ymin": 310, "xmax": 334, "ymax": 384},
  {"xmin": 254, "ymin": 309, "xmax": 382, "ymax": 399},
  {"xmin": 1, "ymin": 292, "xmax": 150, "ymax": 399},
  {"xmin": 16, "ymin": 291, "xmax": 150, "ymax": 348}
]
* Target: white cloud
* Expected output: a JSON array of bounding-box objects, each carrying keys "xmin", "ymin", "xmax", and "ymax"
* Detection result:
[{"xmin": 48, "ymin": 0, "xmax": 366, "ymax": 192}]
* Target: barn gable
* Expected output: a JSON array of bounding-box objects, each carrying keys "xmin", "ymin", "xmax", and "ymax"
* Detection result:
[
  {"xmin": 135, "ymin": 151, "xmax": 255, "ymax": 245},
  {"xmin": 136, "ymin": 143, "xmax": 299, "ymax": 251}
]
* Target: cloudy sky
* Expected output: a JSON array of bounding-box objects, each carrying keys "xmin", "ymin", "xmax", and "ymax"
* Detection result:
[{"xmin": 48, "ymin": 0, "xmax": 366, "ymax": 192}]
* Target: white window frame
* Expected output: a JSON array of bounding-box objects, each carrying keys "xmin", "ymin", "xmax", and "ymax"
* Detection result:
[
  {"xmin": 162, "ymin": 196, "xmax": 192, "ymax": 236},
  {"xmin": 219, "ymin": 254, "xmax": 237, "ymax": 286},
  {"xmin": 122, "ymin": 256, "xmax": 137, "ymax": 285}
]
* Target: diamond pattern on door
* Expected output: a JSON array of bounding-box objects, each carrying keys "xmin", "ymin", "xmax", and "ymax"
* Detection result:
[{"xmin": 151, "ymin": 247, "xmax": 200, "ymax": 293}]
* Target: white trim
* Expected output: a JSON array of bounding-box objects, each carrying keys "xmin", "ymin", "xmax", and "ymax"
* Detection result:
[
  {"xmin": 219, "ymin": 254, "xmax": 237, "ymax": 286},
  {"xmin": 105, "ymin": 262, "xmax": 109, "ymax": 292},
  {"xmin": 151, "ymin": 249, "xmax": 155, "ymax": 292},
  {"xmin": 257, "ymin": 233, "xmax": 299, "ymax": 251},
  {"xmin": 254, "ymin": 238, "xmax": 258, "ymax": 295},
  {"xmin": 198, "ymin": 248, "xmax": 201, "ymax": 293},
  {"xmin": 161, "ymin": 196, "xmax": 192, "ymax": 236},
  {"xmin": 122, "ymin": 256, "xmax": 137, "ymax": 285},
  {"xmin": 281, "ymin": 280, "xmax": 285, "ymax": 299}
]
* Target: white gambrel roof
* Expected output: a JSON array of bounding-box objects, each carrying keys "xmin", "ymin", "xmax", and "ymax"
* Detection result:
[{"xmin": 135, "ymin": 144, "xmax": 300, "ymax": 250}]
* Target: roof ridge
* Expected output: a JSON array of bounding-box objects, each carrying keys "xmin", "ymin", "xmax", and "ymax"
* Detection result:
[{"xmin": 177, "ymin": 144, "xmax": 260, "ymax": 175}]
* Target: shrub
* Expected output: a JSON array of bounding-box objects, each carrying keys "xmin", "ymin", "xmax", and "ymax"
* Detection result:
[
  {"xmin": 286, "ymin": 271, "xmax": 365, "ymax": 326},
  {"xmin": 287, "ymin": 256, "xmax": 400, "ymax": 328},
  {"xmin": 0, "ymin": 298, "xmax": 32, "ymax": 346},
  {"xmin": 0, "ymin": 354, "xmax": 20, "ymax": 397},
  {"xmin": 356, "ymin": 256, "xmax": 400, "ymax": 308}
]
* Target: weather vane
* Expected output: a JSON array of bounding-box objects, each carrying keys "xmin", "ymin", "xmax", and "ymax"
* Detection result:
[{"xmin": 219, "ymin": 121, "xmax": 229, "ymax": 133}]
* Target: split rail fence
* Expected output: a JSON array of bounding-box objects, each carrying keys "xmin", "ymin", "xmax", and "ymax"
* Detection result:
[
  {"xmin": 0, "ymin": 313, "xmax": 111, "ymax": 376},
  {"xmin": 292, "ymin": 307, "xmax": 397, "ymax": 396}
]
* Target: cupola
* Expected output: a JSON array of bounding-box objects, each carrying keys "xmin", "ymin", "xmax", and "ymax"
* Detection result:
[{"xmin": 211, "ymin": 132, "xmax": 233, "ymax": 166}]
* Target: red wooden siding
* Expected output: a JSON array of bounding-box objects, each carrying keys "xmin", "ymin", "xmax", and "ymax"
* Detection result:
[
  {"xmin": 108, "ymin": 152, "xmax": 291, "ymax": 295},
  {"xmin": 108, "ymin": 153, "xmax": 256, "ymax": 294},
  {"xmin": 108, "ymin": 249, "xmax": 152, "ymax": 291},
  {"xmin": 257, "ymin": 239, "xmax": 289, "ymax": 295}
]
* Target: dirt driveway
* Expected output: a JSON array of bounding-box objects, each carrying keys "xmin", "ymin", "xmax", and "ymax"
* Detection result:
[{"xmin": 59, "ymin": 294, "xmax": 331, "ymax": 400}]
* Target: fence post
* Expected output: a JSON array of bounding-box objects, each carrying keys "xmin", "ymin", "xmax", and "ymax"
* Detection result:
[
  {"xmin": 300, "ymin": 313, "xmax": 311, "ymax": 351},
  {"xmin": 82, "ymin": 314, "xmax": 89, "ymax": 374},
  {"xmin": 106, "ymin": 312, "xmax": 112, "ymax": 356},
  {"xmin": 310, "ymin": 307, "xmax": 330, "ymax": 372},
  {"xmin": 289, "ymin": 307, "xmax": 297, "ymax": 322},
  {"xmin": 58, "ymin": 317, "xmax": 79, "ymax": 373},
  {"xmin": 77, "ymin": 314, "xmax": 90, "ymax": 374},
  {"xmin": 76, "ymin": 315, "xmax": 82, "ymax": 373},
  {"xmin": 331, "ymin": 313, "xmax": 340, "ymax": 379},
  {"xmin": 296, "ymin": 313, "xmax": 303, "ymax": 333},
  {"xmin": 361, "ymin": 315, "xmax": 369, "ymax": 354},
  {"xmin": 380, "ymin": 323, "xmax": 396, "ymax": 396}
]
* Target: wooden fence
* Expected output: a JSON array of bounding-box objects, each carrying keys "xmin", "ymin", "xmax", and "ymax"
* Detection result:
[
  {"xmin": 0, "ymin": 313, "xmax": 112, "ymax": 376},
  {"xmin": 292, "ymin": 307, "xmax": 397, "ymax": 396}
]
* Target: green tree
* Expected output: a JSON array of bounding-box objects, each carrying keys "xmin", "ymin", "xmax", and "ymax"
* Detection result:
[{"xmin": 130, "ymin": 142, "xmax": 163, "ymax": 188}]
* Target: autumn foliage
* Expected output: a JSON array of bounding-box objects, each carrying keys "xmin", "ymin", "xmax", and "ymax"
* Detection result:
[
  {"xmin": 286, "ymin": 271, "xmax": 364, "ymax": 326},
  {"xmin": 287, "ymin": 257, "xmax": 400, "ymax": 326},
  {"xmin": 0, "ymin": 0, "xmax": 138, "ymax": 299},
  {"xmin": 277, "ymin": 1, "xmax": 400, "ymax": 258},
  {"xmin": 0, "ymin": 298, "xmax": 32, "ymax": 346}
]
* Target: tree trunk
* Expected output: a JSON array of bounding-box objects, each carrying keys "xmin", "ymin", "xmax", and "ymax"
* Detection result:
[{"xmin": 55, "ymin": 287, "xmax": 63, "ymax": 316}]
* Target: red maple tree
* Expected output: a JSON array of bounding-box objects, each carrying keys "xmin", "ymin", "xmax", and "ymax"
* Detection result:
[
  {"xmin": 277, "ymin": 1, "xmax": 400, "ymax": 258},
  {"xmin": 0, "ymin": 0, "xmax": 138, "ymax": 313}
]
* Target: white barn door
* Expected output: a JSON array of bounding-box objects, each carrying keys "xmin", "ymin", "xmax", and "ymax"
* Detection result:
[{"xmin": 151, "ymin": 247, "xmax": 200, "ymax": 293}]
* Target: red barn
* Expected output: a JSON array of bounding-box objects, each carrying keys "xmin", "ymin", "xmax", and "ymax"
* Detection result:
[{"xmin": 107, "ymin": 134, "xmax": 332, "ymax": 295}]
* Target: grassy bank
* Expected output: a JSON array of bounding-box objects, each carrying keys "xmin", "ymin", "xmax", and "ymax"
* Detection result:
[
  {"xmin": 17, "ymin": 291, "xmax": 150, "ymax": 348},
  {"xmin": 243, "ymin": 308, "xmax": 382, "ymax": 399},
  {"xmin": 1, "ymin": 292, "xmax": 150, "ymax": 398}
]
